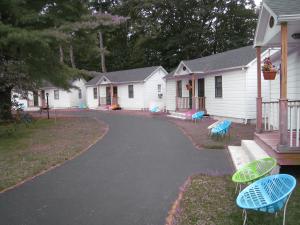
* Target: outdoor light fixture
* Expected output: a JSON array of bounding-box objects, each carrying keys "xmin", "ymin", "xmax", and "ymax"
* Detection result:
[{"xmin": 291, "ymin": 33, "xmax": 300, "ymax": 39}]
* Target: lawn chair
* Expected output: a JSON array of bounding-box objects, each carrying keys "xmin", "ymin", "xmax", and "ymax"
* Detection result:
[
  {"xmin": 236, "ymin": 174, "xmax": 296, "ymax": 225},
  {"xmin": 232, "ymin": 157, "xmax": 277, "ymax": 193},
  {"xmin": 191, "ymin": 111, "xmax": 204, "ymax": 123},
  {"xmin": 210, "ymin": 119, "xmax": 232, "ymax": 139},
  {"xmin": 208, "ymin": 120, "xmax": 223, "ymax": 135},
  {"xmin": 150, "ymin": 106, "xmax": 160, "ymax": 113}
]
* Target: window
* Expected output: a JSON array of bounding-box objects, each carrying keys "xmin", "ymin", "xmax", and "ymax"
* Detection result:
[
  {"xmin": 54, "ymin": 90, "xmax": 59, "ymax": 100},
  {"xmin": 158, "ymin": 84, "xmax": 162, "ymax": 93},
  {"xmin": 177, "ymin": 80, "xmax": 182, "ymax": 97},
  {"xmin": 128, "ymin": 85, "xmax": 134, "ymax": 98},
  {"xmin": 93, "ymin": 87, "xmax": 97, "ymax": 99},
  {"xmin": 78, "ymin": 89, "xmax": 82, "ymax": 99},
  {"xmin": 215, "ymin": 76, "xmax": 222, "ymax": 98}
]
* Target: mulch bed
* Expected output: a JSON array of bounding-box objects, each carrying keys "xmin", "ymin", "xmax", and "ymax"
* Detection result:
[{"xmin": 168, "ymin": 117, "xmax": 255, "ymax": 149}]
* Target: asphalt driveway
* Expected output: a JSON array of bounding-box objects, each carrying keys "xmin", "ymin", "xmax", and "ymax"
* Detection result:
[{"xmin": 0, "ymin": 111, "xmax": 233, "ymax": 225}]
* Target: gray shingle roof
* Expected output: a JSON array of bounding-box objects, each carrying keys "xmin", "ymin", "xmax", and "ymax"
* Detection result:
[
  {"xmin": 264, "ymin": 0, "xmax": 300, "ymax": 16},
  {"xmin": 86, "ymin": 66, "xmax": 161, "ymax": 86},
  {"xmin": 182, "ymin": 46, "xmax": 258, "ymax": 73},
  {"xmin": 41, "ymin": 80, "xmax": 74, "ymax": 89},
  {"xmin": 164, "ymin": 70, "xmax": 175, "ymax": 79}
]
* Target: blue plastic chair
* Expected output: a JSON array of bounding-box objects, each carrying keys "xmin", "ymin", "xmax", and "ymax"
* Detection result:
[
  {"xmin": 211, "ymin": 120, "xmax": 232, "ymax": 137},
  {"xmin": 236, "ymin": 174, "xmax": 297, "ymax": 225},
  {"xmin": 150, "ymin": 106, "xmax": 160, "ymax": 113},
  {"xmin": 191, "ymin": 111, "xmax": 204, "ymax": 123}
]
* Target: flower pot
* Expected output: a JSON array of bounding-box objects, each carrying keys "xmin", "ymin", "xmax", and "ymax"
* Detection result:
[
  {"xmin": 263, "ymin": 71, "xmax": 277, "ymax": 80},
  {"xmin": 186, "ymin": 84, "xmax": 192, "ymax": 90}
]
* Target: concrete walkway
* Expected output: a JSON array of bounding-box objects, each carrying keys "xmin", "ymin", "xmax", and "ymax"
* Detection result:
[{"xmin": 0, "ymin": 111, "xmax": 233, "ymax": 225}]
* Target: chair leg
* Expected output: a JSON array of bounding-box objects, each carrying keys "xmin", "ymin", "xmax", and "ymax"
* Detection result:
[
  {"xmin": 242, "ymin": 209, "xmax": 247, "ymax": 225},
  {"xmin": 235, "ymin": 183, "xmax": 239, "ymax": 193},
  {"xmin": 283, "ymin": 194, "xmax": 292, "ymax": 225}
]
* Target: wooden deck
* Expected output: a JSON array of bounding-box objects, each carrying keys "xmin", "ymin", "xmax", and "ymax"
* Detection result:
[{"xmin": 254, "ymin": 131, "xmax": 300, "ymax": 165}]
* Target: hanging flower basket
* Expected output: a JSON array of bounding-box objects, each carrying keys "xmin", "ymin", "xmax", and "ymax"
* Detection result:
[
  {"xmin": 262, "ymin": 57, "xmax": 278, "ymax": 80},
  {"xmin": 263, "ymin": 71, "xmax": 277, "ymax": 80},
  {"xmin": 186, "ymin": 84, "xmax": 192, "ymax": 90}
]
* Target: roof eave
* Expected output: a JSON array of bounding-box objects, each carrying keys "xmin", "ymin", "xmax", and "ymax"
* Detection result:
[{"xmin": 278, "ymin": 14, "xmax": 300, "ymax": 23}]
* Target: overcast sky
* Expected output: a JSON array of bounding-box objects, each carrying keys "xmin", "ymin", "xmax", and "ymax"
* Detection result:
[{"xmin": 255, "ymin": 0, "xmax": 262, "ymax": 7}]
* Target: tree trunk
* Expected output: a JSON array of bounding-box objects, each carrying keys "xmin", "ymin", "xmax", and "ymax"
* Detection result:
[
  {"xmin": 59, "ymin": 44, "xmax": 64, "ymax": 63},
  {"xmin": 0, "ymin": 87, "xmax": 13, "ymax": 121},
  {"xmin": 69, "ymin": 45, "xmax": 76, "ymax": 68},
  {"xmin": 99, "ymin": 31, "xmax": 107, "ymax": 73}
]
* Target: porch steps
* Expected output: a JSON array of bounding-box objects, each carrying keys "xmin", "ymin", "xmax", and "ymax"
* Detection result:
[
  {"xmin": 228, "ymin": 140, "xmax": 273, "ymax": 171},
  {"xmin": 167, "ymin": 111, "xmax": 186, "ymax": 120},
  {"xmin": 92, "ymin": 106, "xmax": 109, "ymax": 111}
]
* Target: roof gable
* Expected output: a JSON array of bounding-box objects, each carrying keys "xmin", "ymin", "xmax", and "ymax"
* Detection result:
[{"xmin": 174, "ymin": 62, "xmax": 192, "ymax": 76}]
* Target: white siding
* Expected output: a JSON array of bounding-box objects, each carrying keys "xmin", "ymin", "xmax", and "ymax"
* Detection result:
[
  {"xmin": 11, "ymin": 91, "xmax": 34, "ymax": 109},
  {"xmin": 43, "ymin": 89, "xmax": 71, "ymax": 108},
  {"xmin": 205, "ymin": 70, "xmax": 247, "ymax": 119},
  {"xmin": 69, "ymin": 79, "xmax": 87, "ymax": 107},
  {"xmin": 144, "ymin": 68, "xmax": 167, "ymax": 109},
  {"xmin": 268, "ymin": 47, "xmax": 300, "ymax": 100},
  {"xmin": 86, "ymin": 86, "xmax": 99, "ymax": 108},
  {"xmin": 166, "ymin": 79, "xmax": 176, "ymax": 111},
  {"xmin": 244, "ymin": 62, "xmax": 270, "ymax": 119},
  {"xmin": 114, "ymin": 83, "xmax": 144, "ymax": 110}
]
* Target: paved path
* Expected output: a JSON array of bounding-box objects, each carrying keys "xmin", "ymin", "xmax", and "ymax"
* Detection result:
[{"xmin": 0, "ymin": 111, "xmax": 233, "ymax": 225}]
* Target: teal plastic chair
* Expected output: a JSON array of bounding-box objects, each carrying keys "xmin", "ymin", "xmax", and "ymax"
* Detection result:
[
  {"xmin": 211, "ymin": 120, "xmax": 232, "ymax": 137},
  {"xmin": 236, "ymin": 174, "xmax": 297, "ymax": 225},
  {"xmin": 150, "ymin": 106, "xmax": 160, "ymax": 113},
  {"xmin": 191, "ymin": 111, "xmax": 204, "ymax": 123}
]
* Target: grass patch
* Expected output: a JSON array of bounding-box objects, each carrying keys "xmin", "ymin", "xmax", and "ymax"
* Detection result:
[
  {"xmin": 0, "ymin": 117, "xmax": 106, "ymax": 191},
  {"xmin": 174, "ymin": 174, "xmax": 300, "ymax": 225},
  {"xmin": 169, "ymin": 118, "xmax": 255, "ymax": 150}
]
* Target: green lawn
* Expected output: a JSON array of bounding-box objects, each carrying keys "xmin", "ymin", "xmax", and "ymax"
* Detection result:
[
  {"xmin": 174, "ymin": 174, "xmax": 300, "ymax": 225},
  {"xmin": 0, "ymin": 117, "xmax": 106, "ymax": 191}
]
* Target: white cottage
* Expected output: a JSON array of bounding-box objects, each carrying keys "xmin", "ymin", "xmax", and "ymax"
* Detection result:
[
  {"xmin": 38, "ymin": 79, "xmax": 87, "ymax": 109},
  {"xmin": 165, "ymin": 46, "xmax": 278, "ymax": 123},
  {"xmin": 85, "ymin": 66, "xmax": 168, "ymax": 110}
]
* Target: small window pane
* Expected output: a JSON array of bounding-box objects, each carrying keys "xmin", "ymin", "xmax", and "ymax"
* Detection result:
[
  {"xmin": 93, "ymin": 88, "xmax": 97, "ymax": 99},
  {"xmin": 54, "ymin": 90, "xmax": 59, "ymax": 100},
  {"xmin": 177, "ymin": 80, "xmax": 182, "ymax": 98},
  {"xmin": 78, "ymin": 89, "xmax": 82, "ymax": 99},
  {"xmin": 128, "ymin": 85, "xmax": 134, "ymax": 98},
  {"xmin": 215, "ymin": 76, "xmax": 222, "ymax": 98},
  {"xmin": 158, "ymin": 84, "xmax": 162, "ymax": 93}
]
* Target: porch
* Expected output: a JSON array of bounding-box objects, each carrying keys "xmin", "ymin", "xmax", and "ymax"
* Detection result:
[
  {"xmin": 98, "ymin": 84, "xmax": 118, "ymax": 107},
  {"xmin": 254, "ymin": 20, "xmax": 300, "ymax": 165},
  {"xmin": 175, "ymin": 76, "xmax": 206, "ymax": 112}
]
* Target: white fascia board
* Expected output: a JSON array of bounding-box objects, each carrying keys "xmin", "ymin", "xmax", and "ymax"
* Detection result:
[
  {"xmin": 201, "ymin": 66, "xmax": 247, "ymax": 75},
  {"xmin": 143, "ymin": 66, "xmax": 167, "ymax": 82},
  {"xmin": 278, "ymin": 14, "xmax": 300, "ymax": 23},
  {"xmin": 174, "ymin": 61, "xmax": 192, "ymax": 75},
  {"xmin": 254, "ymin": 5, "xmax": 267, "ymax": 47}
]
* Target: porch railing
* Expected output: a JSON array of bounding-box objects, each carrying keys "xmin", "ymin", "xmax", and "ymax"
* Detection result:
[
  {"xmin": 263, "ymin": 100, "xmax": 300, "ymax": 147},
  {"xmin": 288, "ymin": 101, "xmax": 300, "ymax": 147},
  {"xmin": 176, "ymin": 97, "xmax": 205, "ymax": 110},
  {"xmin": 262, "ymin": 101, "xmax": 280, "ymax": 131},
  {"xmin": 99, "ymin": 96, "xmax": 118, "ymax": 105},
  {"xmin": 176, "ymin": 97, "xmax": 190, "ymax": 109},
  {"xmin": 99, "ymin": 97, "xmax": 107, "ymax": 105},
  {"xmin": 195, "ymin": 97, "xmax": 205, "ymax": 110}
]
